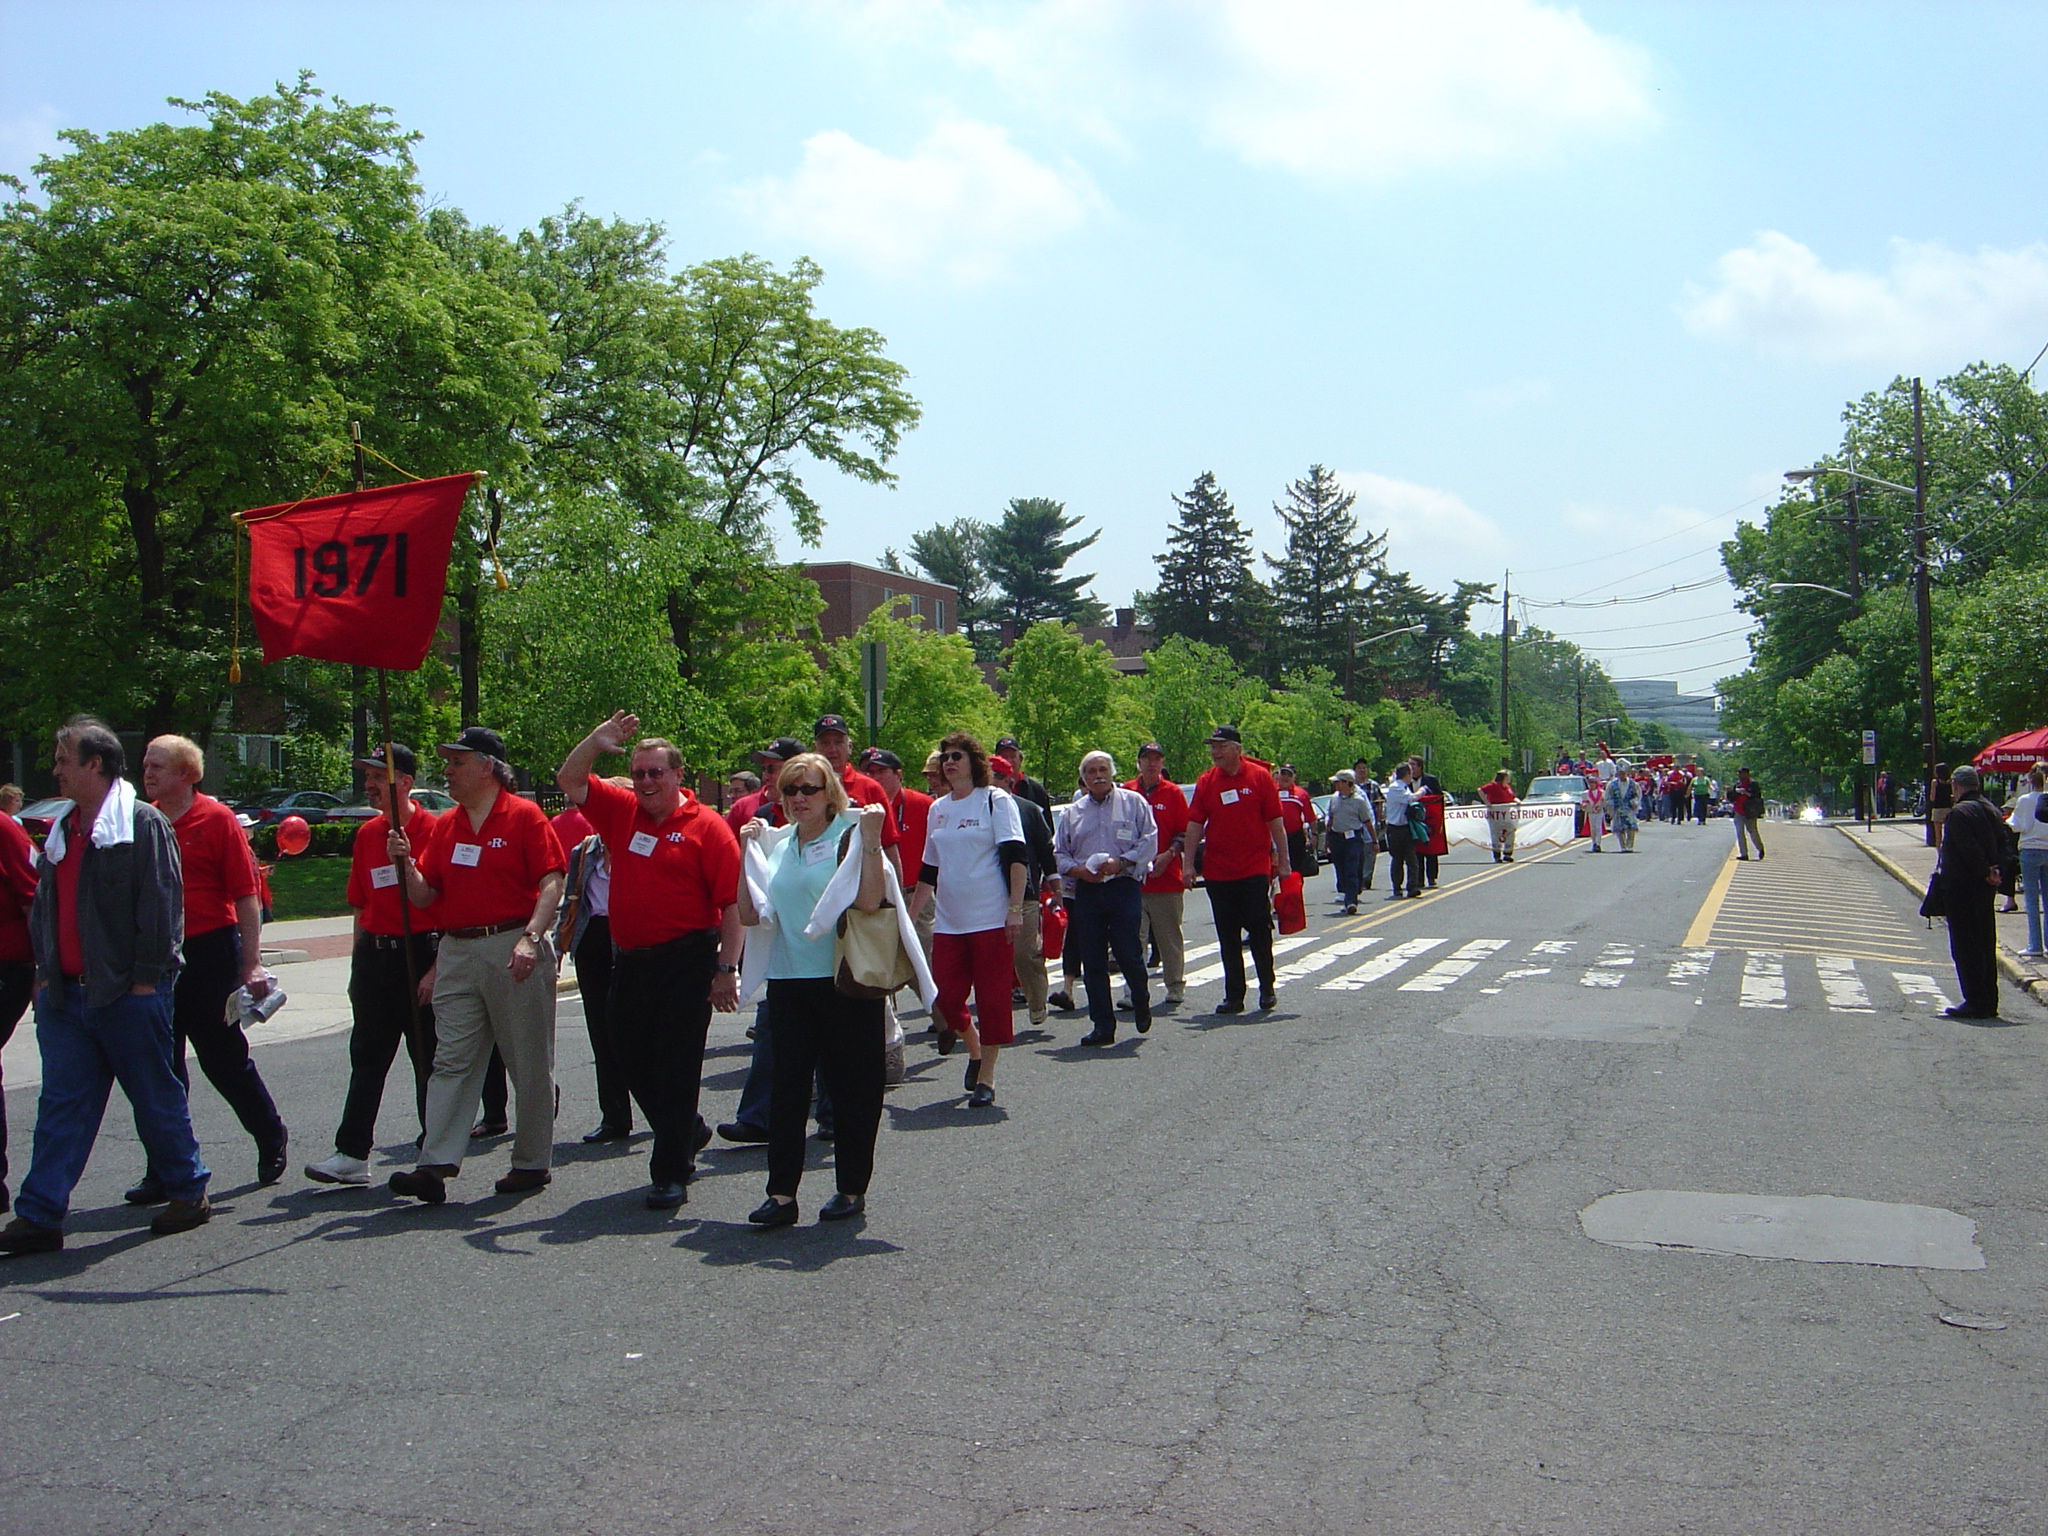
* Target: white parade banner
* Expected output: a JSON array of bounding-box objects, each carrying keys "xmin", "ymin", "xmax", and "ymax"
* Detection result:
[{"xmin": 1442, "ymin": 801, "xmax": 1578, "ymax": 850}]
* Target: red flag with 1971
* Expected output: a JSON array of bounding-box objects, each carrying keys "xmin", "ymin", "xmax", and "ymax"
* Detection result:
[{"xmin": 239, "ymin": 472, "xmax": 476, "ymax": 671}]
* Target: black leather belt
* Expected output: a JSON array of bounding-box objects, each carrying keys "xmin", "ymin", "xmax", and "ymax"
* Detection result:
[{"xmin": 444, "ymin": 919, "xmax": 526, "ymax": 940}]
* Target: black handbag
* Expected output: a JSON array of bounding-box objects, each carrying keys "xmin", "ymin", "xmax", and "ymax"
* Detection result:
[{"xmin": 1918, "ymin": 870, "xmax": 1946, "ymax": 921}]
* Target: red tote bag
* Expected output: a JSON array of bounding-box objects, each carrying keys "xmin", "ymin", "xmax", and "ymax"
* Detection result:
[
  {"xmin": 1039, "ymin": 887, "xmax": 1067, "ymax": 960},
  {"xmin": 1274, "ymin": 872, "xmax": 1307, "ymax": 935}
]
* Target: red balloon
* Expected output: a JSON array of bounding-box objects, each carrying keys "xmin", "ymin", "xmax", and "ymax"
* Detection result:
[{"xmin": 276, "ymin": 815, "xmax": 312, "ymax": 856}]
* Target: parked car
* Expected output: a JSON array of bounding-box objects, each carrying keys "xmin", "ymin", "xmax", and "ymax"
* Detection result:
[
  {"xmin": 1522, "ymin": 773, "xmax": 1589, "ymax": 804},
  {"xmin": 328, "ymin": 786, "xmax": 457, "ymax": 822},
  {"xmin": 16, "ymin": 797, "xmax": 71, "ymax": 838},
  {"xmin": 238, "ymin": 789, "xmax": 349, "ymax": 826}
]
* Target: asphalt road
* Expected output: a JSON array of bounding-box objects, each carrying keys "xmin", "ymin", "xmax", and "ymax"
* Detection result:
[{"xmin": 3, "ymin": 819, "xmax": 2045, "ymax": 1535}]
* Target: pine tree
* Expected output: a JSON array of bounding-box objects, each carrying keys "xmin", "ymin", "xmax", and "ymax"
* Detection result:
[
  {"xmin": 1145, "ymin": 471, "xmax": 1267, "ymax": 667},
  {"xmin": 983, "ymin": 497, "xmax": 1105, "ymax": 633},
  {"xmin": 1264, "ymin": 464, "xmax": 1384, "ymax": 681},
  {"xmin": 898, "ymin": 518, "xmax": 998, "ymax": 655}
]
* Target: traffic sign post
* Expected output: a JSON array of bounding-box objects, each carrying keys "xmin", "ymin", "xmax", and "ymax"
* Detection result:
[
  {"xmin": 1862, "ymin": 729, "xmax": 1878, "ymax": 828},
  {"xmin": 861, "ymin": 641, "xmax": 885, "ymax": 747}
]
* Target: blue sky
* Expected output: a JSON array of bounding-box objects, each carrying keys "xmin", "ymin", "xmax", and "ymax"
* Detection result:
[{"xmin": 8, "ymin": 1, "xmax": 2048, "ymax": 696}]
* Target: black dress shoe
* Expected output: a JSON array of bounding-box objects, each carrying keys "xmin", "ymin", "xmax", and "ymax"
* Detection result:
[
  {"xmin": 494, "ymin": 1167, "xmax": 551, "ymax": 1195},
  {"xmin": 718, "ymin": 1121, "xmax": 770, "ymax": 1144},
  {"xmin": 749, "ymin": 1197, "xmax": 799, "ymax": 1227},
  {"xmin": 389, "ymin": 1167, "xmax": 451, "ymax": 1204},
  {"xmin": 257, "ymin": 1138, "xmax": 289, "ymax": 1186},
  {"xmin": 1134, "ymin": 1011, "xmax": 1152, "ymax": 1034},
  {"xmin": 692, "ymin": 1120, "xmax": 714, "ymax": 1154},
  {"xmin": 149, "ymin": 1196, "xmax": 211, "ymax": 1236},
  {"xmin": 644, "ymin": 1181, "xmax": 688, "ymax": 1210},
  {"xmin": 813, "ymin": 1123, "xmax": 836, "ymax": 1143},
  {"xmin": 934, "ymin": 1027, "xmax": 958, "ymax": 1055},
  {"xmin": 1943, "ymin": 1005, "xmax": 2000, "ymax": 1020},
  {"xmin": 123, "ymin": 1172, "xmax": 168, "ymax": 1207},
  {"xmin": 1047, "ymin": 991, "xmax": 1075, "ymax": 1011},
  {"xmin": 964, "ymin": 1057, "xmax": 982, "ymax": 1092},
  {"xmin": 582, "ymin": 1123, "xmax": 631, "ymax": 1144},
  {"xmin": 819, "ymin": 1192, "xmax": 865, "ymax": 1221},
  {"xmin": 1257, "ymin": 989, "xmax": 1277, "ymax": 1011},
  {"xmin": 0, "ymin": 1216, "xmax": 61, "ymax": 1256},
  {"xmin": 1214, "ymin": 998, "xmax": 1245, "ymax": 1015},
  {"xmin": 1079, "ymin": 1029, "xmax": 1115, "ymax": 1047},
  {"xmin": 968, "ymin": 1082, "xmax": 995, "ymax": 1108}
]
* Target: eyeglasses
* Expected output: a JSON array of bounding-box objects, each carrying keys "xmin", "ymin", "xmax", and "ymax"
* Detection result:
[
  {"xmin": 941, "ymin": 750, "xmax": 968, "ymax": 762},
  {"xmin": 629, "ymin": 767, "xmax": 672, "ymax": 780},
  {"xmin": 784, "ymin": 782, "xmax": 828, "ymax": 796}
]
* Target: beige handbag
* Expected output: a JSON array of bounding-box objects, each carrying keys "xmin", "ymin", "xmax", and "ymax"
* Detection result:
[{"xmin": 831, "ymin": 829, "xmax": 914, "ymax": 997}]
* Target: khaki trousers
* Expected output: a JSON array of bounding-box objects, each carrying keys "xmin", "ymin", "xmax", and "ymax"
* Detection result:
[
  {"xmin": 1012, "ymin": 899, "xmax": 1048, "ymax": 1023},
  {"xmin": 421, "ymin": 928, "xmax": 557, "ymax": 1172},
  {"xmin": 1140, "ymin": 890, "xmax": 1185, "ymax": 1000}
]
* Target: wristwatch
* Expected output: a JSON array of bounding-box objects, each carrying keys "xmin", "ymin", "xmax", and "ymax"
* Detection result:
[{"xmin": 713, "ymin": 962, "xmax": 737, "ymax": 975}]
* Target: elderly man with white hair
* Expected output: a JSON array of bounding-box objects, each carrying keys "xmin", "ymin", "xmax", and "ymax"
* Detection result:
[{"xmin": 1053, "ymin": 750, "xmax": 1157, "ymax": 1047}]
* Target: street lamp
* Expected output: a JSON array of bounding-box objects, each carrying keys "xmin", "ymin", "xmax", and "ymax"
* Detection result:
[
  {"xmin": 1767, "ymin": 581, "xmax": 1856, "ymax": 600},
  {"xmin": 1784, "ymin": 375, "xmax": 1936, "ymax": 843},
  {"xmin": 1351, "ymin": 623, "xmax": 1427, "ymax": 647}
]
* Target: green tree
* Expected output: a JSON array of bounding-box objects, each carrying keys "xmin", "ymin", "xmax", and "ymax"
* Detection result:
[
  {"xmin": 998, "ymin": 622, "xmax": 1117, "ymax": 788},
  {"xmin": 896, "ymin": 517, "xmax": 997, "ymax": 658},
  {"xmin": 1143, "ymin": 471, "xmax": 1266, "ymax": 667},
  {"xmin": 983, "ymin": 497, "xmax": 1105, "ymax": 633},
  {"xmin": 1938, "ymin": 562, "xmax": 2048, "ymax": 744},
  {"xmin": 1136, "ymin": 635, "xmax": 1267, "ymax": 781},
  {"xmin": 0, "ymin": 76, "xmax": 547, "ymax": 743},
  {"xmin": 1264, "ymin": 464, "xmax": 1383, "ymax": 681},
  {"xmin": 817, "ymin": 605, "xmax": 1001, "ymax": 764},
  {"xmin": 1239, "ymin": 668, "xmax": 1362, "ymax": 783}
]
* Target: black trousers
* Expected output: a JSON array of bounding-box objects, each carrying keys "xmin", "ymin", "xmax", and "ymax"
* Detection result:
[
  {"xmin": 336, "ymin": 932, "xmax": 438, "ymax": 1160},
  {"xmin": 1946, "ymin": 888, "xmax": 2000, "ymax": 1015},
  {"xmin": 1385, "ymin": 827, "xmax": 1424, "ymax": 896},
  {"xmin": 1072, "ymin": 877, "xmax": 1148, "ymax": 1030},
  {"xmin": 173, "ymin": 924, "xmax": 286, "ymax": 1153},
  {"xmin": 574, "ymin": 916, "xmax": 630, "ymax": 1131},
  {"xmin": 1205, "ymin": 876, "xmax": 1275, "ymax": 1002},
  {"xmin": 0, "ymin": 960, "xmax": 32, "ymax": 1197},
  {"xmin": 764, "ymin": 977, "xmax": 884, "ymax": 1199},
  {"xmin": 611, "ymin": 929, "xmax": 718, "ymax": 1187}
]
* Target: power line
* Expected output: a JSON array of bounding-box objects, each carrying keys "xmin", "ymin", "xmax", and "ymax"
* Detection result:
[
  {"xmin": 1537, "ymin": 609, "xmax": 1752, "ymax": 637},
  {"xmin": 1524, "ymin": 575, "xmax": 1729, "ymax": 608},
  {"xmin": 1574, "ymin": 624, "xmax": 1756, "ymax": 654},
  {"xmin": 1509, "ymin": 494, "xmax": 1766, "ymax": 577}
]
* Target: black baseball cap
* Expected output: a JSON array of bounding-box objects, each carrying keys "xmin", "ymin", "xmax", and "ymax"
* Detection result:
[
  {"xmin": 1137, "ymin": 741, "xmax": 1165, "ymax": 758},
  {"xmin": 1277, "ymin": 762, "xmax": 1297, "ymax": 775},
  {"xmin": 813, "ymin": 714, "xmax": 852, "ymax": 737},
  {"xmin": 751, "ymin": 736, "xmax": 804, "ymax": 765},
  {"xmin": 861, "ymin": 748, "xmax": 903, "ymax": 772},
  {"xmin": 995, "ymin": 735, "xmax": 1021, "ymax": 753},
  {"xmin": 1206, "ymin": 724, "xmax": 1242, "ymax": 744},
  {"xmin": 439, "ymin": 726, "xmax": 507, "ymax": 762},
  {"xmin": 355, "ymin": 742, "xmax": 418, "ymax": 777}
]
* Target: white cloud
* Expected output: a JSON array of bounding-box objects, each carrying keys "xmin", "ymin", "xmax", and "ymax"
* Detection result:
[
  {"xmin": 1680, "ymin": 230, "xmax": 2048, "ymax": 367},
  {"xmin": 736, "ymin": 117, "xmax": 1099, "ymax": 282},
  {"xmin": 855, "ymin": 0, "xmax": 1656, "ymax": 182},
  {"xmin": 1338, "ymin": 470, "xmax": 1508, "ymax": 590}
]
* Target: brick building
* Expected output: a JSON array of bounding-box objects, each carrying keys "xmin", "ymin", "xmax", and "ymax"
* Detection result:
[{"xmin": 803, "ymin": 561, "xmax": 959, "ymax": 641}]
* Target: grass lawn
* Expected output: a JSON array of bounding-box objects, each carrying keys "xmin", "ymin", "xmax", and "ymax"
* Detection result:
[{"xmin": 265, "ymin": 855, "xmax": 354, "ymax": 921}]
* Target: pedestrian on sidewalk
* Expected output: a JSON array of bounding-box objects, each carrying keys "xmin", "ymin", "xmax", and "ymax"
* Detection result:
[
  {"xmin": 2014, "ymin": 761, "xmax": 2048, "ymax": 958},
  {"xmin": 305, "ymin": 744, "xmax": 444, "ymax": 1186},
  {"xmin": 2, "ymin": 718, "xmax": 211, "ymax": 1255},
  {"xmin": 1929, "ymin": 763, "xmax": 1953, "ymax": 847},
  {"xmin": 1936, "ymin": 765, "xmax": 2011, "ymax": 1020},
  {"xmin": 1732, "ymin": 768, "xmax": 1767, "ymax": 860}
]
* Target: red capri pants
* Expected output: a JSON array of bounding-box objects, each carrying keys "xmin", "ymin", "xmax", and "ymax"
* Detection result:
[{"xmin": 933, "ymin": 927, "xmax": 1015, "ymax": 1046}]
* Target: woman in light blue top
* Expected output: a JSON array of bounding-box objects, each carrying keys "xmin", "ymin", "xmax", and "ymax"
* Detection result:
[{"xmin": 736, "ymin": 753, "xmax": 887, "ymax": 1227}]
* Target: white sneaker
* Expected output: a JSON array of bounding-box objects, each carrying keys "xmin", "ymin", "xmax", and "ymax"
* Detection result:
[{"xmin": 304, "ymin": 1151, "xmax": 369, "ymax": 1185}]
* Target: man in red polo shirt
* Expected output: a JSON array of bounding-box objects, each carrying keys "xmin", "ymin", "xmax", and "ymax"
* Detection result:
[
  {"xmin": 812, "ymin": 715, "xmax": 901, "ymax": 874},
  {"xmin": 1126, "ymin": 742, "xmax": 1190, "ymax": 1008},
  {"xmin": 138, "ymin": 734, "xmax": 289, "ymax": 1194},
  {"xmin": 860, "ymin": 748, "xmax": 932, "ymax": 958},
  {"xmin": 305, "ymin": 743, "xmax": 442, "ymax": 1185},
  {"xmin": 558, "ymin": 711, "xmax": 742, "ymax": 1210},
  {"xmin": 386, "ymin": 727, "xmax": 566, "ymax": 1204},
  {"xmin": 1275, "ymin": 764, "xmax": 1320, "ymax": 877},
  {"xmin": 0, "ymin": 798, "xmax": 37, "ymax": 1213},
  {"xmin": 727, "ymin": 738, "xmax": 802, "ymax": 835},
  {"xmin": 1185, "ymin": 725, "xmax": 1288, "ymax": 1014}
]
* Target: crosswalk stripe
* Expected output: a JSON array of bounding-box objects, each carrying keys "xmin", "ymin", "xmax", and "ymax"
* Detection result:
[
  {"xmin": 1666, "ymin": 949, "xmax": 1716, "ymax": 984},
  {"xmin": 1892, "ymin": 972, "xmax": 1954, "ymax": 1009},
  {"xmin": 1398, "ymin": 939, "xmax": 1509, "ymax": 992},
  {"xmin": 1271, "ymin": 936, "xmax": 1384, "ymax": 989},
  {"xmin": 1740, "ymin": 951, "xmax": 1787, "ymax": 1009},
  {"xmin": 1183, "ymin": 932, "xmax": 1320, "ymax": 989},
  {"xmin": 1580, "ymin": 943, "xmax": 1635, "ymax": 988},
  {"xmin": 1815, "ymin": 955, "xmax": 1872, "ymax": 1012},
  {"xmin": 1320, "ymin": 937, "xmax": 1447, "ymax": 990}
]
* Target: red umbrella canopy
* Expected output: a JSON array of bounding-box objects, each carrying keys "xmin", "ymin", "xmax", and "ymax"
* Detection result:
[{"xmin": 1973, "ymin": 725, "xmax": 2048, "ymax": 770}]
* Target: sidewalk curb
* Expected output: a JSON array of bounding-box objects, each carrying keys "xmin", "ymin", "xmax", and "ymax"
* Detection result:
[{"xmin": 1834, "ymin": 825, "xmax": 2045, "ymax": 1002}]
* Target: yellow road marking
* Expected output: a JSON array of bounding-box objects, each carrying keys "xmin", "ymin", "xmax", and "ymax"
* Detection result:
[{"xmin": 1683, "ymin": 849, "xmax": 1741, "ymax": 948}]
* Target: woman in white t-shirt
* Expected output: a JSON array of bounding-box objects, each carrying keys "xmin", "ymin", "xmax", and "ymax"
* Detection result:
[{"xmin": 909, "ymin": 732, "xmax": 1027, "ymax": 1109}]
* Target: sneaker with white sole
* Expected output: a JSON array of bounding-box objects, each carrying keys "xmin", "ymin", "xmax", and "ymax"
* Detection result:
[{"xmin": 304, "ymin": 1151, "xmax": 370, "ymax": 1185}]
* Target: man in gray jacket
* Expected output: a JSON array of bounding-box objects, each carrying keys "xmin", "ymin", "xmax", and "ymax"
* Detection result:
[{"xmin": 0, "ymin": 717, "xmax": 211, "ymax": 1256}]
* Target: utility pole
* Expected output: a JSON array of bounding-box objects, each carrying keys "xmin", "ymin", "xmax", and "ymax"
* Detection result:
[
  {"xmin": 1499, "ymin": 572, "xmax": 1512, "ymax": 766},
  {"xmin": 1344, "ymin": 614, "xmax": 1354, "ymax": 703},
  {"xmin": 1911, "ymin": 377, "xmax": 1938, "ymax": 846},
  {"xmin": 1841, "ymin": 479, "xmax": 1863, "ymax": 602},
  {"xmin": 1574, "ymin": 656, "xmax": 1586, "ymax": 747}
]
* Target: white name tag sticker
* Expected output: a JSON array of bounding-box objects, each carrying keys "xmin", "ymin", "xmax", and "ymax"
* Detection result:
[
  {"xmin": 803, "ymin": 838, "xmax": 833, "ymax": 865},
  {"xmin": 1220, "ymin": 789, "xmax": 1240, "ymax": 806},
  {"xmin": 370, "ymin": 863, "xmax": 400, "ymax": 890},
  {"xmin": 451, "ymin": 843, "xmax": 482, "ymax": 867},
  {"xmin": 628, "ymin": 831, "xmax": 658, "ymax": 857}
]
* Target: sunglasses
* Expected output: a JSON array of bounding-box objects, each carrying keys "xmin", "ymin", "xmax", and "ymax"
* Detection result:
[
  {"xmin": 941, "ymin": 750, "xmax": 969, "ymax": 762},
  {"xmin": 784, "ymin": 782, "xmax": 828, "ymax": 796},
  {"xmin": 629, "ymin": 767, "xmax": 672, "ymax": 780}
]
